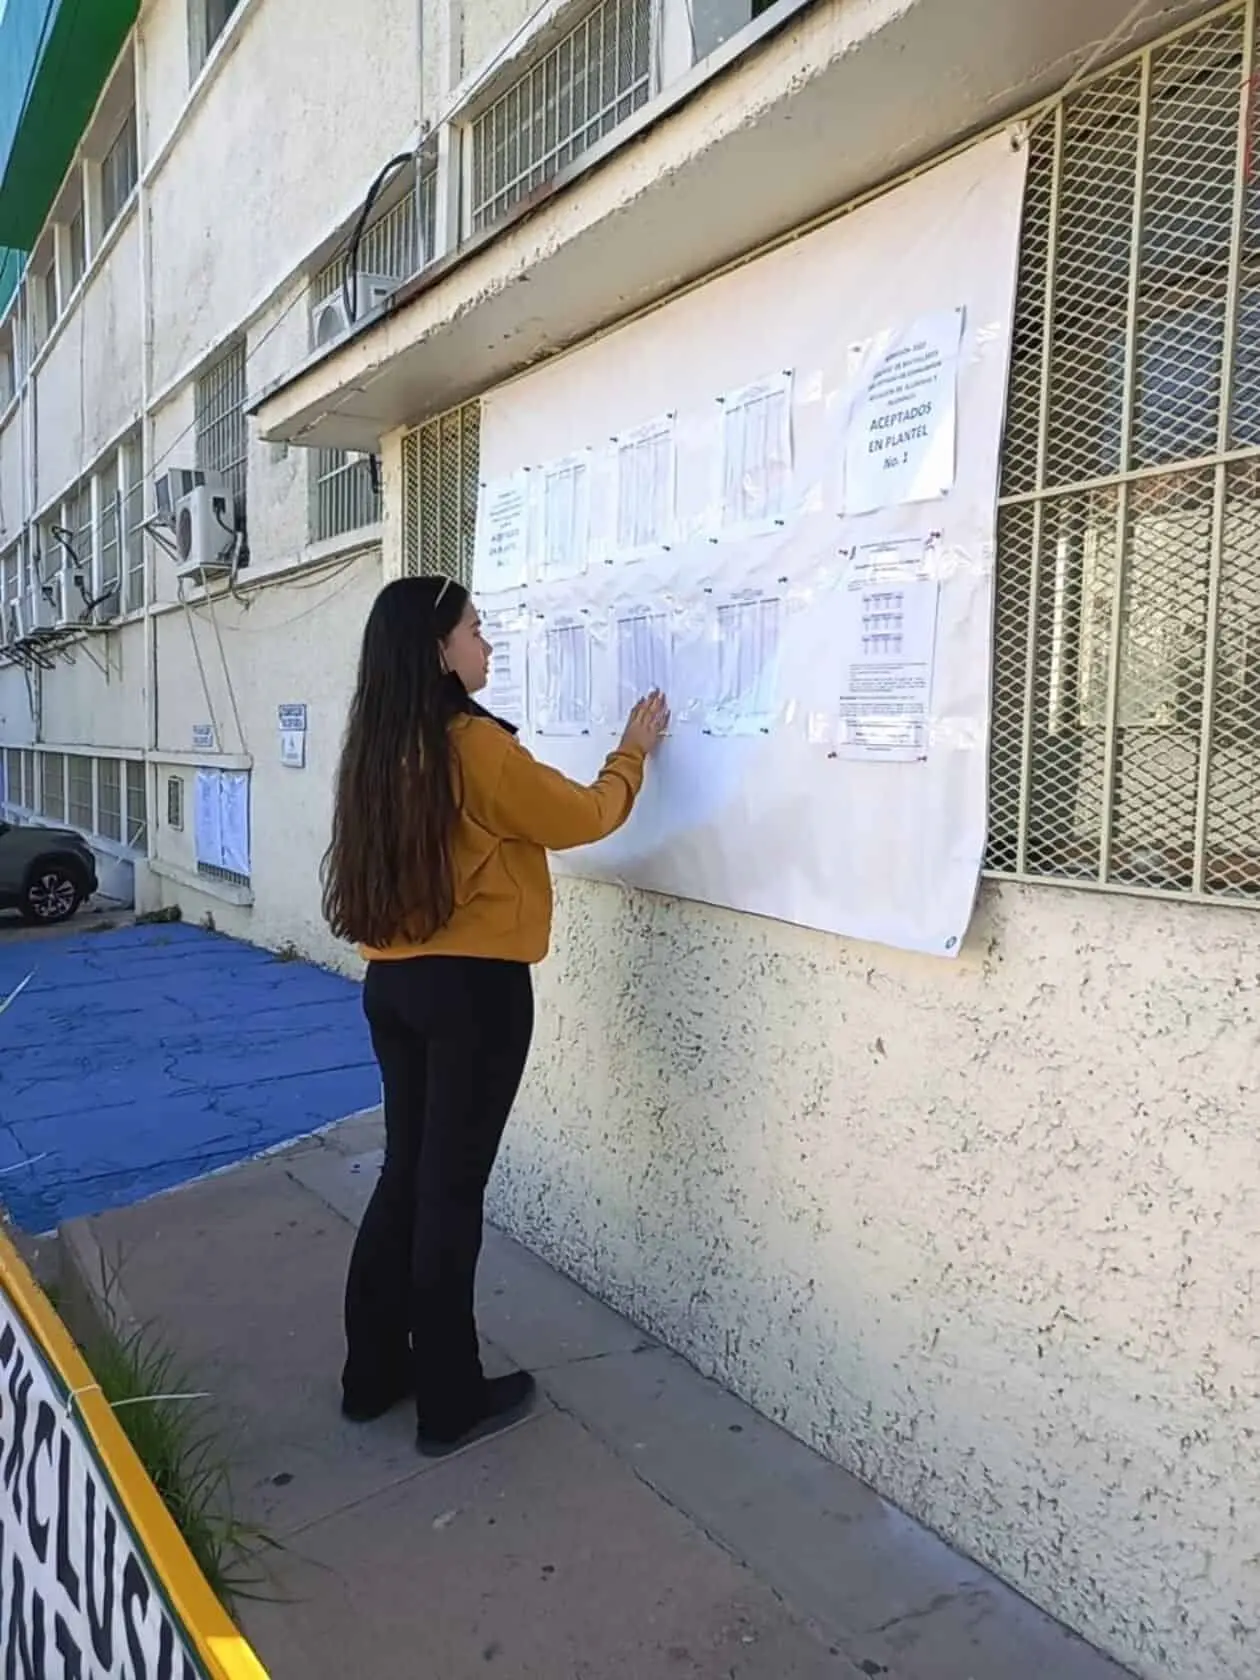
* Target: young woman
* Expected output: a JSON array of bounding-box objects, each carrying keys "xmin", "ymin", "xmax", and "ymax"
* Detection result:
[{"xmin": 322, "ymin": 573, "xmax": 669, "ymax": 1456}]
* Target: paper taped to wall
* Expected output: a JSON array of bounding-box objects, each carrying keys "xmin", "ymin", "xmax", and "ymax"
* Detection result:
[
  {"xmin": 830, "ymin": 538, "xmax": 941, "ymax": 761},
  {"xmin": 844, "ymin": 308, "xmax": 964, "ymax": 515}
]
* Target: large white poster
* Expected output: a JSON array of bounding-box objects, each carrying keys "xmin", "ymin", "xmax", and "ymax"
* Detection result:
[{"xmin": 472, "ymin": 133, "xmax": 1029, "ymax": 957}]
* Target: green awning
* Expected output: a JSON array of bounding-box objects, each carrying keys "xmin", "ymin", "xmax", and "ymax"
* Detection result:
[{"xmin": 0, "ymin": 0, "xmax": 140, "ymax": 251}]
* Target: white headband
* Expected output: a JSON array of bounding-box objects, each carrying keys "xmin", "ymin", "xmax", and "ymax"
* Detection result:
[{"xmin": 434, "ymin": 575, "xmax": 454, "ymax": 607}]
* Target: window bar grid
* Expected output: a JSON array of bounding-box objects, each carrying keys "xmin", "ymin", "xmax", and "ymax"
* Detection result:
[
  {"xmin": 195, "ymin": 341, "xmax": 248, "ymax": 508},
  {"xmin": 469, "ymin": 0, "xmax": 652, "ymax": 233},
  {"xmin": 989, "ymin": 0, "xmax": 1260, "ymax": 905}
]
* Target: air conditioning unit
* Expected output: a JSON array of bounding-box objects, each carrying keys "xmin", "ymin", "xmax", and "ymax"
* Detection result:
[
  {"xmin": 28, "ymin": 580, "xmax": 56, "ymax": 633},
  {"xmin": 155, "ymin": 467, "xmax": 205, "ymax": 526},
  {"xmin": 53, "ymin": 571, "xmax": 80, "ymax": 631},
  {"xmin": 311, "ymin": 274, "xmax": 396, "ymax": 349},
  {"xmin": 175, "ymin": 481, "xmax": 238, "ymax": 579}
]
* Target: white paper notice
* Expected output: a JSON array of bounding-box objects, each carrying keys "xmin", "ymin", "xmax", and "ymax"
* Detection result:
[
  {"xmin": 615, "ymin": 416, "xmax": 675, "ymax": 556},
  {"xmin": 280, "ymin": 730, "xmax": 306, "ymax": 768},
  {"xmin": 482, "ymin": 607, "xmax": 528, "ymax": 724},
  {"xmin": 535, "ymin": 616, "xmax": 593, "ymax": 734},
  {"xmin": 707, "ymin": 590, "xmax": 782, "ymax": 735},
  {"xmin": 615, "ymin": 607, "xmax": 672, "ymax": 713},
  {"xmin": 719, "ymin": 373, "xmax": 792, "ymax": 533},
  {"xmin": 844, "ymin": 309, "xmax": 965, "ymax": 515},
  {"xmin": 833, "ymin": 540, "xmax": 940, "ymax": 760},
  {"xmin": 540, "ymin": 455, "xmax": 591, "ymax": 582},
  {"xmin": 193, "ymin": 769, "xmax": 222, "ymax": 869},
  {"xmin": 220, "ymin": 771, "xmax": 251, "ymax": 877},
  {"xmin": 475, "ymin": 474, "xmax": 530, "ymax": 592}
]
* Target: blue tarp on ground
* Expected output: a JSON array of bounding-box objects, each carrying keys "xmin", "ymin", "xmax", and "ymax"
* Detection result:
[{"xmin": 0, "ymin": 922, "xmax": 377, "ymax": 1233}]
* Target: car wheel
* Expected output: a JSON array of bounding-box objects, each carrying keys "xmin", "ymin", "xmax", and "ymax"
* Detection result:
[{"xmin": 19, "ymin": 866, "xmax": 85, "ymax": 926}]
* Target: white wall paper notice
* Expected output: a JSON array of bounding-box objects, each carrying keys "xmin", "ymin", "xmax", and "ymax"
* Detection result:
[
  {"xmin": 482, "ymin": 604, "xmax": 528, "ymax": 726},
  {"xmin": 707, "ymin": 589, "xmax": 783, "ymax": 736},
  {"xmin": 193, "ymin": 769, "xmax": 222, "ymax": 870},
  {"xmin": 844, "ymin": 308, "xmax": 965, "ymax": 515},
  {"xmin": 475, "ymin": 473, "xmax": 531, "ymax": 592},
  {"xmin": 194, "ymin": 768, "xmax": 251, "ymax": 876},
  {"xmin": 615, "ymin": 606, "xmax": 673, "ymax": 712},
  {"xmin": 472, "ymin": 133, "xmax": 1029, "ymax": 957},
  {"xmin": 718, "ymin": 372, "xmax": 793, "ymax": 534},
  {"xmin": 533, "ymin": 614, "xmax": 594, "ymax": 734},
  {"xmin": 615, "ymin": 415, "xmax": 676, "ymax": 557},
  {"xmin": 540, "ymin": 454, "xmax": 592, "ymax": 582},
  {"xmin": 830, "ymin": 539, "xmax": 941, "ymax": 761}
]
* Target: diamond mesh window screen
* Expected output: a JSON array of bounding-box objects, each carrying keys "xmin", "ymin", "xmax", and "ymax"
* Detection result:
[
  {"xmin": 989, "ymin": 1, "xmax": 1260, "ymax": 902},
  {"xmin": 401, "ymin": 402, "xmax": 481, "ymax": 584},
  {"xmin": 469, "ymin": 0, "xmax": 653, "ymax": 234}
]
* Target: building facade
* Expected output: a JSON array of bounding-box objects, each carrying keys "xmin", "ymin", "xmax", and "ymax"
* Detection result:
[{"xmin": 2, "ymin": 1, "xmax": 1259, "ymax": 1677}]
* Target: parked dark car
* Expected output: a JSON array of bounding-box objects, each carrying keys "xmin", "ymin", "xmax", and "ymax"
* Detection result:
[{"xmin": 0, "ymin": 821, "xmax": 98, "ymax": 925}]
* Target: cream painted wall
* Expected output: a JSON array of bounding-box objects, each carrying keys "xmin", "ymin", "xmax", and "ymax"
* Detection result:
[
  {"xmin": 0, "ymin": 405, "xmax": 22, "ymax": 544},
  {"xmin": 489, "ymin": 874, "xmax": 1260, "ymax": 1680},
  {"xmin": 143, "ymin": 0, "xmax": 420, "ymax": 394},
  {"xmin": 38, "ymin": 622, "xmax": 148, "ymax": 749},
  {"xmin": 33, "ymin": 212, "xmax": 143, "ymax": 511},
  {"xmin": 147, "ymin": 549, "xmax": 381, "ymax": 963}
]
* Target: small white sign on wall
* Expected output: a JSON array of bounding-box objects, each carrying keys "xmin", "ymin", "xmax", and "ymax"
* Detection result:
[
  {"xmin": 278, "ymin": 703, "xmax": 308, "ymax": 770},
  {"xmin": 191, "ymin": 723, "xmax": 216, "ymax": 751}
]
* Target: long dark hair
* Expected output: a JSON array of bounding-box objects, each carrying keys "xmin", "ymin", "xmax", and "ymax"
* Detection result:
[{"xmin": 322, "ymin": 575, "xmax": 471, "ymax": 948}]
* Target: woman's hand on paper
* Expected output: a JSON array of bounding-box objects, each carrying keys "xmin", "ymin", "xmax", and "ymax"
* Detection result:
[{"xmin": 620, "ymin": 690, "xmax": 671, "ymax": 756}]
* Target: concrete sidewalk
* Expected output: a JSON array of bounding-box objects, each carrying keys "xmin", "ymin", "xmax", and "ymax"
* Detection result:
[{"xmin": 59, "ymin": 1114, "xmax": 1134, "ymax": 1680}]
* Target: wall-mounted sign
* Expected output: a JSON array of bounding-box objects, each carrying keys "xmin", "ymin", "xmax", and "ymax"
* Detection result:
[
  {"xmin": 278, "ymin": 704, "xmax": 307, "ymax": 769},
  {"xmin": 191, "ymin": 724, "xmax": 216, "ymax": 752}
]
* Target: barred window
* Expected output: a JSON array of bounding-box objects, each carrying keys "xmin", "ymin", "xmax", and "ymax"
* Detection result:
[
  {"xmin": 401, "ymin": 401, "xmax": 480, "ymax": 583},
  {"xmin": 469, "ymin": 0, "xmax": 653, "ymax": 234},
  {"xmin": 122, "ymin": 433, "xmax": 146, "ymax": 612},
  {"xmin": 196, "ymin": 339, "xmax": 248, "ymax": 516},
  {"xmin": 101, "ymin": 107, "xmax": 138, "ymax": 233},
  {"xmin": 126, "ymin": 759, "xmax": 148, "ymax": 854},
  {"xmin": 42, "ymin": 752, "xmax": 66, "ymax": 822},
  {"xmin": 68, "ymin": 755, "xmax": 94, "ymax": 831},
  {"xmin": 68, "ymin": 205, "xmax": 86, "ymax": 293},
  {"xmin": 98, "ymin": 758, "xmax": 123, "ymax": 842},
  {"xmin": 989, "ymin": 2, "xmax": 1260, "ymax": 902},
  {"xmin": 308, "ymin": 153, "xmax": 438, "ymax": 544}
]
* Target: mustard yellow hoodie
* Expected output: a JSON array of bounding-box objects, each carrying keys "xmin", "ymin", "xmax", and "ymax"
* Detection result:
[{"xmin": 361, "ymin": 712, "xmax": 645, "ymax": 966}]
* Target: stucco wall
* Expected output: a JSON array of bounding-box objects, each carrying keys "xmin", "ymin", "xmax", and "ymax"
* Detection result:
[
  {"xmin": 143, "ymin": 0, "xmax": 420, "ymax": 394},
  {"xmin": 33, "ymin": 211, "xmax": 143, "ymax": 510},
  {"xmin": 147, "ymin": 548, "xmax": 382, "ymax": 963},
  {"xmin": 489, "ymin": 874, "xmax": 1260, "ymax": 1680},
  {"xmin": 0, "ymin": 403, "xmax": 22, "ymax": 541}
]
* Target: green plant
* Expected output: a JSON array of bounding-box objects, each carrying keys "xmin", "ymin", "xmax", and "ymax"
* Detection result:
[
  {"xmin": 135, "ymin": 905, "xmax": 182, "ymax": 926},
  {"xmin": 82, "ymin": 1251, "xmax": 281, "ymax": 1609}
]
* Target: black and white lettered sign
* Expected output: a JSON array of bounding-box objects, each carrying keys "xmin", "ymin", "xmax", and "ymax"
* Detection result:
[{"xmin": 0, "ymin": 1296, "xmax": 211, "ymax": 1679}]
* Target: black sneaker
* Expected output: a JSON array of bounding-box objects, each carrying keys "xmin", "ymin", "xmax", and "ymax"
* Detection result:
[{"xmin": 416, "ymin": 1371, "xmax": 537, "ymax": 1458}]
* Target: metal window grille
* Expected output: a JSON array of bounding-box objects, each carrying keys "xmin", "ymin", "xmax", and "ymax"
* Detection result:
[
  {"xmin": 196, "ymin": 340, "xmax": 248, "ymax": 514},
  {"xmin": 41, "ymin": 263, "xmax": 58, "ymax": 338},
  {"xmin": 198, "ymin": 861, "xmax": 250, "ymax": 888},
  {"xmin": 69, "ymin": 482, "xmax": 93, "ymax": 588},
  {"xmin": 68, "ymin": 207, "xmax": 86, "ymax": 292},
  {"xmin": 125, "ymin": 759, "xmax": 147, "ymax": 854},
  {"xmin": 99, "ymin": 459, "xmax": 122, "ymax": 600},
  {"xmin": 167, "ymin": 775, "xmax": 184, "ymax": 831},
  {"xmin": 0, "ymin": 338, "xmax": 12, "ymax": 407},
  {"xmin": 122, "ymin": 433, "xmax": 145, "ymax": 611},
  {"xmin": 312, "ymin": 451, "xmax": 380, "ymax": 543},
  {"xmin": 98, "ymin": 758, "xmax": 122, "ymax": 842},
  {"xmin": 1, "ymin": 546, "xmax": 16, "ymax": 608},
  {"xmin": 308, "ymin": 159, "xmax": 438, "ymax": 544},
  {"xmin": 401, "ymin": 401, "xmax": 481, "ymax": 582},
  {"xmin": 3, "ymin": 748, "xmax": 18, "ymax": 808},
  {"xmin": 42, "ymin": 752, "xmax": 65, "ymax": 822},
  {"xmin": 67, "ymin": 755, "xmax": 93, "ymax": 831},
  {"xmin": 101, "ymin": 107, "xmax": 138, "ymax": 232},
  {"xmin": 989, "ymin": 0, "xmax": 1260, "ymax": 904},
  {"xmin": 469, "ymin": 0, "xmax": 653, "ymax": 234}
]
